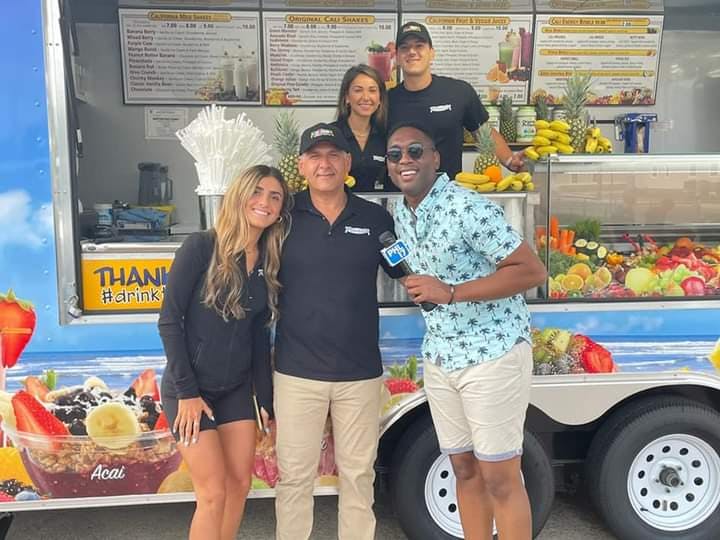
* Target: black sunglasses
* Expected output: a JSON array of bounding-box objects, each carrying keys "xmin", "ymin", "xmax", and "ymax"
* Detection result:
[{"xmin": 386, "ymin": 143, "xmax": 432, "ymax": 163}]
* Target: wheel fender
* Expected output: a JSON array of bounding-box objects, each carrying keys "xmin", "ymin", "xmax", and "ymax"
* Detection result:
[{"xmin": 380, "ymin": 389, "xmax": 428, "ymax": 437}]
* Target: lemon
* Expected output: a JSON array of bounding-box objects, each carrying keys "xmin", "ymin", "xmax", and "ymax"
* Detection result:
[{"xmin": 594, "ymin": 267, "xmax": 613, "ymax": 287}]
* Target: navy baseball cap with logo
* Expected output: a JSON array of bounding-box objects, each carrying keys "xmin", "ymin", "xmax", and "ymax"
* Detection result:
[
  {"xmin": 299, "ymin": 123, "xmax": 351, "ymax": 154},
  {"xmin": 396, "ymin": 21, "xmax": 433, "ymax": 47}
]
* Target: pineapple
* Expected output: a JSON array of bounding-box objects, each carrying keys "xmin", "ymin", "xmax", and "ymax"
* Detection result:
[
  {"xmin": 473, "ymin": 123, "xmax": 501, "ymax": 174},
  {"xmin": 534, "ymin": 95, "xmax": 551, "ymax": 122},
  {"xmin": 273, "ymin": 111, "xmax": 306, "ymax": 192},
  {"xmin": 562, "ymin": 70, "xmax": 593, "ymax": 153},
  {"xmin": 499, "ymin": 95, "xmax": 516, "ymax": 143}
]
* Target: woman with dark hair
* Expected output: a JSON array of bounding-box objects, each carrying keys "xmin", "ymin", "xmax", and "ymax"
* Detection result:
[
  {"xmin": 158, "ymin": 165, "xmax": 292, "ymax": 540},
  {"xmin": 332, "ymin": 64, "xmax": 396, "ymax": 192}
]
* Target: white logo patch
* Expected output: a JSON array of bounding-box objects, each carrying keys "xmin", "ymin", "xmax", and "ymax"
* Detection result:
[
  {"xmin": 345, "ymin": 226, "xmax": 370, "ymax": 236},
  {"xmin": 310, "ymin": 128, "xmax": 334, "ymax": 139},
  {"xmin": 429, "ymin": 104, "xmax": 452, "ymax": 113},
  {"xmin": 373, "ymin": 155, "xmax": 385, "ymax": 162}
]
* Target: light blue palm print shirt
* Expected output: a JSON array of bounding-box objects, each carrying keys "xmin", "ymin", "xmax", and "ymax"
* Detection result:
[{"xmin": 393, "ymin": 173, "xmax": 532, "ymax": 372}]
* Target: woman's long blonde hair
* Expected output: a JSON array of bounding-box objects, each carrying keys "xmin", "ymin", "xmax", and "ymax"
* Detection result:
[{"xmin": 203, "ymin": 165, "xmax": 292, "ymax": 321}]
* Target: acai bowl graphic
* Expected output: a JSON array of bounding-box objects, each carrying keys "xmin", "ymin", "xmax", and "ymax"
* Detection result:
[{"xmin": 1, "ymin": 370, "xmax": 181, "ymax": 499}]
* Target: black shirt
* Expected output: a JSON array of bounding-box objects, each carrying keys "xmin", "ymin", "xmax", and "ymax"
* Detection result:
[
  {"xmin": 388, "ymin": 75, "xmax": 489, "ymax": 179},
  {"xmin": 158, "ymin": 231, "xmax": 273, "ymax": 415},
  {"xmin": 331, "ymin": 118, "xmax": 396, "ymax": 192},
  {"xmin": 275, "ymin": 189, "xmax": 403, "ymax": 381}
]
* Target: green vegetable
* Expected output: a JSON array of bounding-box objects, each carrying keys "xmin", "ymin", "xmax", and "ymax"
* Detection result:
[
  {"xmin": 570, "ymin": 219, "xmax": 602, "ymax": 242},
  {"xmin": 540, "ymin": 249, "xmax": 597, "ymax": 276}
]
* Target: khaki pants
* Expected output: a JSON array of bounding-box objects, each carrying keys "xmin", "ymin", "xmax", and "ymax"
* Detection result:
[{"xmin": 274, "ymin": 372, "xmax": 382, "ymax": 540}]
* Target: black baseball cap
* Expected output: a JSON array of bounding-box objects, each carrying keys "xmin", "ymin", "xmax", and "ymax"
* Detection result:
[
  {"xmin": 299, "ymin": 123, "xmax": 351, "ymax": 154},
  {"xmin": 396, "ymin": 21, "xmax": 433, "ymax": 47}
]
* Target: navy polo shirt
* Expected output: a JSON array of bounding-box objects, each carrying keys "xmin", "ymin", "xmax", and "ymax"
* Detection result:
[{"xmin": 275, "ymin": 188, "xmax": 403, "ymax": 381}]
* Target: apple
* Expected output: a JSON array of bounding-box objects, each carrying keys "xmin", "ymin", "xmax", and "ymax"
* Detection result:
[{"xmin": 680, "ymin": 276, "xmax": 706, "ymax": 296}]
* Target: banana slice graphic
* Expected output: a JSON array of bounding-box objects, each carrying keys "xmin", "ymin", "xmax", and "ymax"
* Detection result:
[{"xmin": 86, "ymin": 402, "xmax": 141, "ymax": 449}]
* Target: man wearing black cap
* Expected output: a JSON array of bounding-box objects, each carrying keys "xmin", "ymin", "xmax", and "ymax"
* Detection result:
[
  {"xmin": 273, "ymin": 122, "xmax": 402, "ymax": 540},
  {"xmin": 389, "ymin": 21, "xmax": 524, "ymax": 179}
]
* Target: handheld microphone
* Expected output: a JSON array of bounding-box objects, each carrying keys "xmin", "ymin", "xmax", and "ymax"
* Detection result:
[{"xmin": 379, "ymin": 231, "xmax": 437, "ymax": 312}]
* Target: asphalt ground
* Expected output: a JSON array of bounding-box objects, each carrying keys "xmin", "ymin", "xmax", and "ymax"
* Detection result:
[{"xmin": 8, "ymin": 491, "xmax": 616, "ymax": 539}]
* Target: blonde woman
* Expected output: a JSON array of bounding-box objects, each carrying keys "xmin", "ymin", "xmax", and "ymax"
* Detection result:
[{"xmin": 158, "ymin": 165, "xmax": 292, "ymax": 540}]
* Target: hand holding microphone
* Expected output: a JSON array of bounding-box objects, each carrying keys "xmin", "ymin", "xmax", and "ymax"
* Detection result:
[{"xmin": 379, "ymin": 231, "xmax": 437, "ymax": 312}]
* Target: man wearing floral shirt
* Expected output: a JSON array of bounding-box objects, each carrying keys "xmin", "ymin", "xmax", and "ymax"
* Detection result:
[{"xmin": 386, "ymin": 121, "xmax": 546, "ymax": 540}]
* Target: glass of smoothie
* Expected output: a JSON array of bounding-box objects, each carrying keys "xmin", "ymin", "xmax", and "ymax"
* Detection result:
[
  {"xmin": 498, "ymin": 42, "xmax": 514, "ymax": 73},
  {"xmin": 367, "ymin": 41, "xmax": 393, "ymax": 82}
]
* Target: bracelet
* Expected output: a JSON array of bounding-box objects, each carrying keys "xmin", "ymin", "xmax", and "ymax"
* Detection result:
[{"xmin": 447, "ymin": 284, "xmax": 456, "ymax": 305}]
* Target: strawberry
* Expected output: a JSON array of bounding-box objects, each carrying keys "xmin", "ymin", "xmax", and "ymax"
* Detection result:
[
  {"xmin": 0, "ymin": 290, "xmax": 36, "ymax": 368},
  {"xmin": 23, "ymin": 376, "xmax": 50, "ymax": 402},
  {"xmin": 154, "ymin": 411, "xmax": 169, "ymax": 431},
  {"xmin": 0, "ymin": 492, "xmax": 14, "ymax": 502},
  {"xmin": 12, "ymin": 391, "xmax": 69, "ymax": 450},
  {"xmin": 384, "ymin": 378, "xmax": 419, "ymax": 395},
  {"xmin": 129, "ymin": 369, "xmax": 160, "ymax": 401}
]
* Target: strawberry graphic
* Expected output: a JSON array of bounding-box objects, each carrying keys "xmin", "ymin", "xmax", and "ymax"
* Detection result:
[
  {"xmin": 12, "ymin": 390, "xmax": 69, "ymax": 450},
  {"xmin": 129, "ymin": 369, "xmax": 161, "ymax": 401},
  {"xmin": 154, "ymin": 411, "xmax": 169, "ymax": 431},
  {"xmin": 23, "ymin": 376, "xmax": 50, "ymax": 402},
  {"xmin": 0, "ymin": 290, "xmax": 36, "ymax": 368},
  {"xmin": 384, "ymin": 378, "xmax": 419, "ymax": 395}
]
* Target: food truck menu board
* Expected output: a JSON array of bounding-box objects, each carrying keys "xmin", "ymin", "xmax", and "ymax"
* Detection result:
[
  {"xmin": 530, "ymin": 15, "xmax": 664, "ymax": 105},
  {"xmin": 119, "ymin": 9, "xmax": 262, "ymax": 105},
  {"xmin": 401, "ymin": 14, "xmax": 534, "ymax": 103},
  {"xmin": 262, "ymin": 12, "xmax": 397, "ymax": 105}
]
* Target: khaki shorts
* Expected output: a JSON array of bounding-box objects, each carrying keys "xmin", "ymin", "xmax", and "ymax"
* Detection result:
[{"xmin": 423, "ymin": 341, "xmax": 533, "ymax": 462}]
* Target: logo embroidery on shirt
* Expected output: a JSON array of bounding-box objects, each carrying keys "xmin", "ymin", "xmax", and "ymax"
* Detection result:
[
  {"xmin": 373, "ymin": 155, "xmax": 385, "ymax": 162},
  {"xmin": 257, "ymin": 268, "xmax": 264, "ymax": 277},
  {"xmin": 345, "ymin": 226, "xmax": 370, "ymax": 236},
  {"xmin": 429, "ymin": 104, "xmax": 452, "ymax": 113}
]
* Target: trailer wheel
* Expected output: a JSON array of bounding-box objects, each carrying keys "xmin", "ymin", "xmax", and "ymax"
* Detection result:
[
  {"xmin": 391, "ymin": 419, "xmax": 554, "ymax": 539},
  {"xmin": 586, "ymin": 397, "xmax": 720, "ymax": 540}
]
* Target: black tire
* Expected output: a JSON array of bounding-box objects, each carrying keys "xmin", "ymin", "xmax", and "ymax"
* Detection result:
[
  {"xmin": 391, "ymin": 419, "xmax": 554, "ymax": 539},
  {"xmin": 586, "ymin": 397, "xmax": 720, "ymax": 540}
]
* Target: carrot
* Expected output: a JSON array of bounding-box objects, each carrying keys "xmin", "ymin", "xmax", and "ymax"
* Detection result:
[
  {"xmin": 535, "ymin": 226, "xmax": 546, "ymax": 247},
  {"xmin": 569, "ymin": 247, "xmax": 576, "ymax": 256},
  {"xmin": 559, "ymin": 229, "xmax": 570, "ymax": 254},
  {"xmin": 550, "ymin": 237, "xmax": 558, "ymax": 250},
  {"xmin": 549, "ymin": 216, "xmax": 560, "ymax": 241},
  {"xmin": 567, "ymin": 229, "xmax": 575, "ymax": 249}
]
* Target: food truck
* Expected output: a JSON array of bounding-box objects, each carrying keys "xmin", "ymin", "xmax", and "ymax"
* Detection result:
[{"xmin": 1, "ymin": 1, "xmax": 720, "ymax": 539}]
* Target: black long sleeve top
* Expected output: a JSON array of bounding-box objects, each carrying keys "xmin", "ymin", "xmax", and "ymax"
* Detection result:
[{"xmin": 158, "ymin": 231, "xmax": 273, "ymax": 416}]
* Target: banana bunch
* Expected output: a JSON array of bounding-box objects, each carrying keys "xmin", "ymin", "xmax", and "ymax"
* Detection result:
[
  {"xmin": 584, "ymin": 127, "xmax": 613, "ymax": 154},
  {"xmin": 455, "ymin": 172, "xmax": 534, "ymax": 192},
  {"xmin": 523, "ymin": 120, "xmax": 574, "ymax": 161}
]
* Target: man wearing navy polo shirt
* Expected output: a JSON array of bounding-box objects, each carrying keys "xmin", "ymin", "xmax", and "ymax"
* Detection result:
[
  {"xmin": 387, "ymin": 121, "xmax": 546, "ymax": 540},
  {"xmin": 273, "ymin": 123, "xmax": 401, "ymax": 540}
]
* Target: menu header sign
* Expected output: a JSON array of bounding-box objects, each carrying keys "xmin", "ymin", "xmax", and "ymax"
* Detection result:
[
  {"xmin": 534, "ymin": 0, "xmax": 664, "ymax": 12},
  {"xmin": 401, "ymin": 0, "xmax": 533, "ymax": 12},
  {"xmin": 262, "ymin": 0, "xmax": 397, "ymax": 9},
  {"xmin": 403, "ymin": 13, "xmax": 534, "ymax": 103},
  {"xmin": 530, "ymin": 14, "xmax": 663, "ymax": 106},
  {"xmin": 262, "ymin": 12, "xmax": 396, "ymax": 105},
  {"xmin": 119, "ymin": 9, "xmax": 262, "ymax": 105}
]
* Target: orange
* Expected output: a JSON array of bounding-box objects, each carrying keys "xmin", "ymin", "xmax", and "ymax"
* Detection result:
[
  {"xmin": 498, "ymin": 71, "xmax": 510, "ymax": 84},
  {"xmin": 561, "ymin": 274, "xmax": 584, "ymax": 291},
  {"xmin": 567, "ymin": 263, "xmax": 592, "ymax": 281},
  {"xmin": 483, "ymin": 165, "xmax": 503, "ymax": 183},
  {"xmin": 675, "ymin": 237, "xmax": 694, "ymax": 249}
]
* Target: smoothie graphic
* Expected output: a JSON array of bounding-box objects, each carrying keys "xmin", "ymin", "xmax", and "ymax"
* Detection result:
[
  {"xmin": 367, "ymin": 41, "xmax": 395, "ymax": 83},
  {"xmin": 2, "ymin": 369, "xmax": 182, "ymax": 499}
]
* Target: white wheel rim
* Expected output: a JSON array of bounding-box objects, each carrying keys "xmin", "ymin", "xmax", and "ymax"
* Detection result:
[
  {"xmin": 424, "ymin": 454, "xmax": 500, "ymax": 537},
  {"xmin": 627, "ymin": 433, "xmax": 720, "ymax": 532}
]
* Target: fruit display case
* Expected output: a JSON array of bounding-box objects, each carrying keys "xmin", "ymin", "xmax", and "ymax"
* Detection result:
[{"xmin": 531, "ymin": 154, "xmax": 720, "ymax": 303}]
